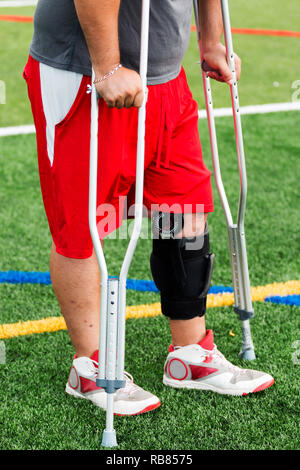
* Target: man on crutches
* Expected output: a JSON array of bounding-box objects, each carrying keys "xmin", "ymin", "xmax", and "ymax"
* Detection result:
[{"xmin": 24, "ymin": 0, "xmax": 274, "ymax": 423}]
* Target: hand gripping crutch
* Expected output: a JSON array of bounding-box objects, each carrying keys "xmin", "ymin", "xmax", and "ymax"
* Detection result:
[
  {"xmin": 89, "ymin": 0, "xmax": 151, "ymax": 447},
  {"xmin": 193, "ymin": 0, "xmax": 255, "ymax": 360}
]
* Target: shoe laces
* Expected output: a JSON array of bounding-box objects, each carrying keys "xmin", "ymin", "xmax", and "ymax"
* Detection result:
[
  {"xmin": 88, "ymin": 359, "xmax": 139, "ymax": 394},
  {"xmin": 88, "ymin": 359, "xmax": 99, "ymax": 377}
]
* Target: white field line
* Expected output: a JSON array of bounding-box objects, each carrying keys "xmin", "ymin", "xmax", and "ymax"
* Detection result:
[
  {"xmin": 0, "ymin": 0, "xmax": 37, "ymax": 6},
  {"xmin": 0, "ymin": 102, "xmax": 299, "ymax": 137},
  {"xmin": 198, "ymin": 101, "xmax": 300, "ymax": 119}
]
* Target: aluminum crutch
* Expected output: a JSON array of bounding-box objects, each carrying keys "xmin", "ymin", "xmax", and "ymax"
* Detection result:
[
  {"xmin": 193, "ymin": 0, "xmax": 255, "ymax": 360},
  {"xmin": 89, "ymin": 0, "xmax": 151, "ymax": 447}
]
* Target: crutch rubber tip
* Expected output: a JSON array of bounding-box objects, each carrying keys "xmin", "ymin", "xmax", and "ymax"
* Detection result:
[
  {"xmin": 101, "ymin": 430, "xmax": 118, "ymax": 448},
  {"xmin": 239, "ymin": 349, "xmax": 256, "ymax": 361}
]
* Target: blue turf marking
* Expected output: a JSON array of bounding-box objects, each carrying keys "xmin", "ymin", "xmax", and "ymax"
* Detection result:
[
  {"xmin": 265, "ymin": 295, "xmax": 300, "ymax": 307},
  {"xmin": 0, "ymin": 270, "xmax": 233, "ymax": 294}
]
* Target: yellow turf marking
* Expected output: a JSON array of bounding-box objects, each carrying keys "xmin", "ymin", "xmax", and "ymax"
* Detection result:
[{"xmin": 0, "ymin": 280, "xmax": 299, "ymax": 340}]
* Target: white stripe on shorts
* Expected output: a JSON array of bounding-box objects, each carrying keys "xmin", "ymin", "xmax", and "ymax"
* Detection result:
[{"xmin": 39, "ymin": 63, "xmax": 83, "ymax": 166}]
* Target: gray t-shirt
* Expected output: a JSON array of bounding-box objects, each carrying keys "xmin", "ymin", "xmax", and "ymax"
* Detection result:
[{"xmin": 29, "ymin": 0, "xmax": 193, "ymax": 85}]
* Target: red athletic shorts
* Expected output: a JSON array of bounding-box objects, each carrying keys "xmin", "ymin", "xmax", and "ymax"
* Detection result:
[{"xmin": 24, "ymin": 55, "xmax": 213, "ymax": 259}]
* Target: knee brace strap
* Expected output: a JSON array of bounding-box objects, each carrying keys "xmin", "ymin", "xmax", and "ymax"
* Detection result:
[{"xmin": 150, "ymin": 232, "xmax": 215, "ymax": 320}]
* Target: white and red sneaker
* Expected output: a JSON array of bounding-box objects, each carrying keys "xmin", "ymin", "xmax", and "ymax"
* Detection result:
[
  {"xmin": 163, "ymin": 330, "xmax": 274, "ymax": 396},
  {"xmin": 66, "ymin": 351, "xmax": 161, "ymax": 416}
]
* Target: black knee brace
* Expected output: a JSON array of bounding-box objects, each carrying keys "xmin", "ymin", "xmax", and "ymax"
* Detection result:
[{"xmin": 150, "ymin": 232, "xmax": 215, "ymax": 320}]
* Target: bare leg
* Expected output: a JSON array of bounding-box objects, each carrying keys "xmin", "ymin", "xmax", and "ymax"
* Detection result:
[
  {"xmin": 169, "ymin": 213, "xmax": 208, "ymax": 347},
  {"xmin": 169, "ymin": 316, "xmax": 206, "ymax": 347},
  {"xmin": 49, "ymin": 242, "xmax": 101, "ymax": 358}
]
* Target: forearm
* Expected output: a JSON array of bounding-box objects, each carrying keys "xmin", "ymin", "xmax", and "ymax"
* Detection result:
[
  {"xmin": 198, "ymin": 0, "xmax": 223, "ymax": 50},
  {"xmin": 74, "ymin": 0, "xmax": 120, "ymax": 76}
]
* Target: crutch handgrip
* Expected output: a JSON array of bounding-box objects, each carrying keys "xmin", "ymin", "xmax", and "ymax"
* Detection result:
[
  {"xmin": 201, "ymin": 60, "xmax": 221, "ymax": 75},
  {"xmin": 96, "ymin": 379, "xmax": 126, "ymax": 393}
]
